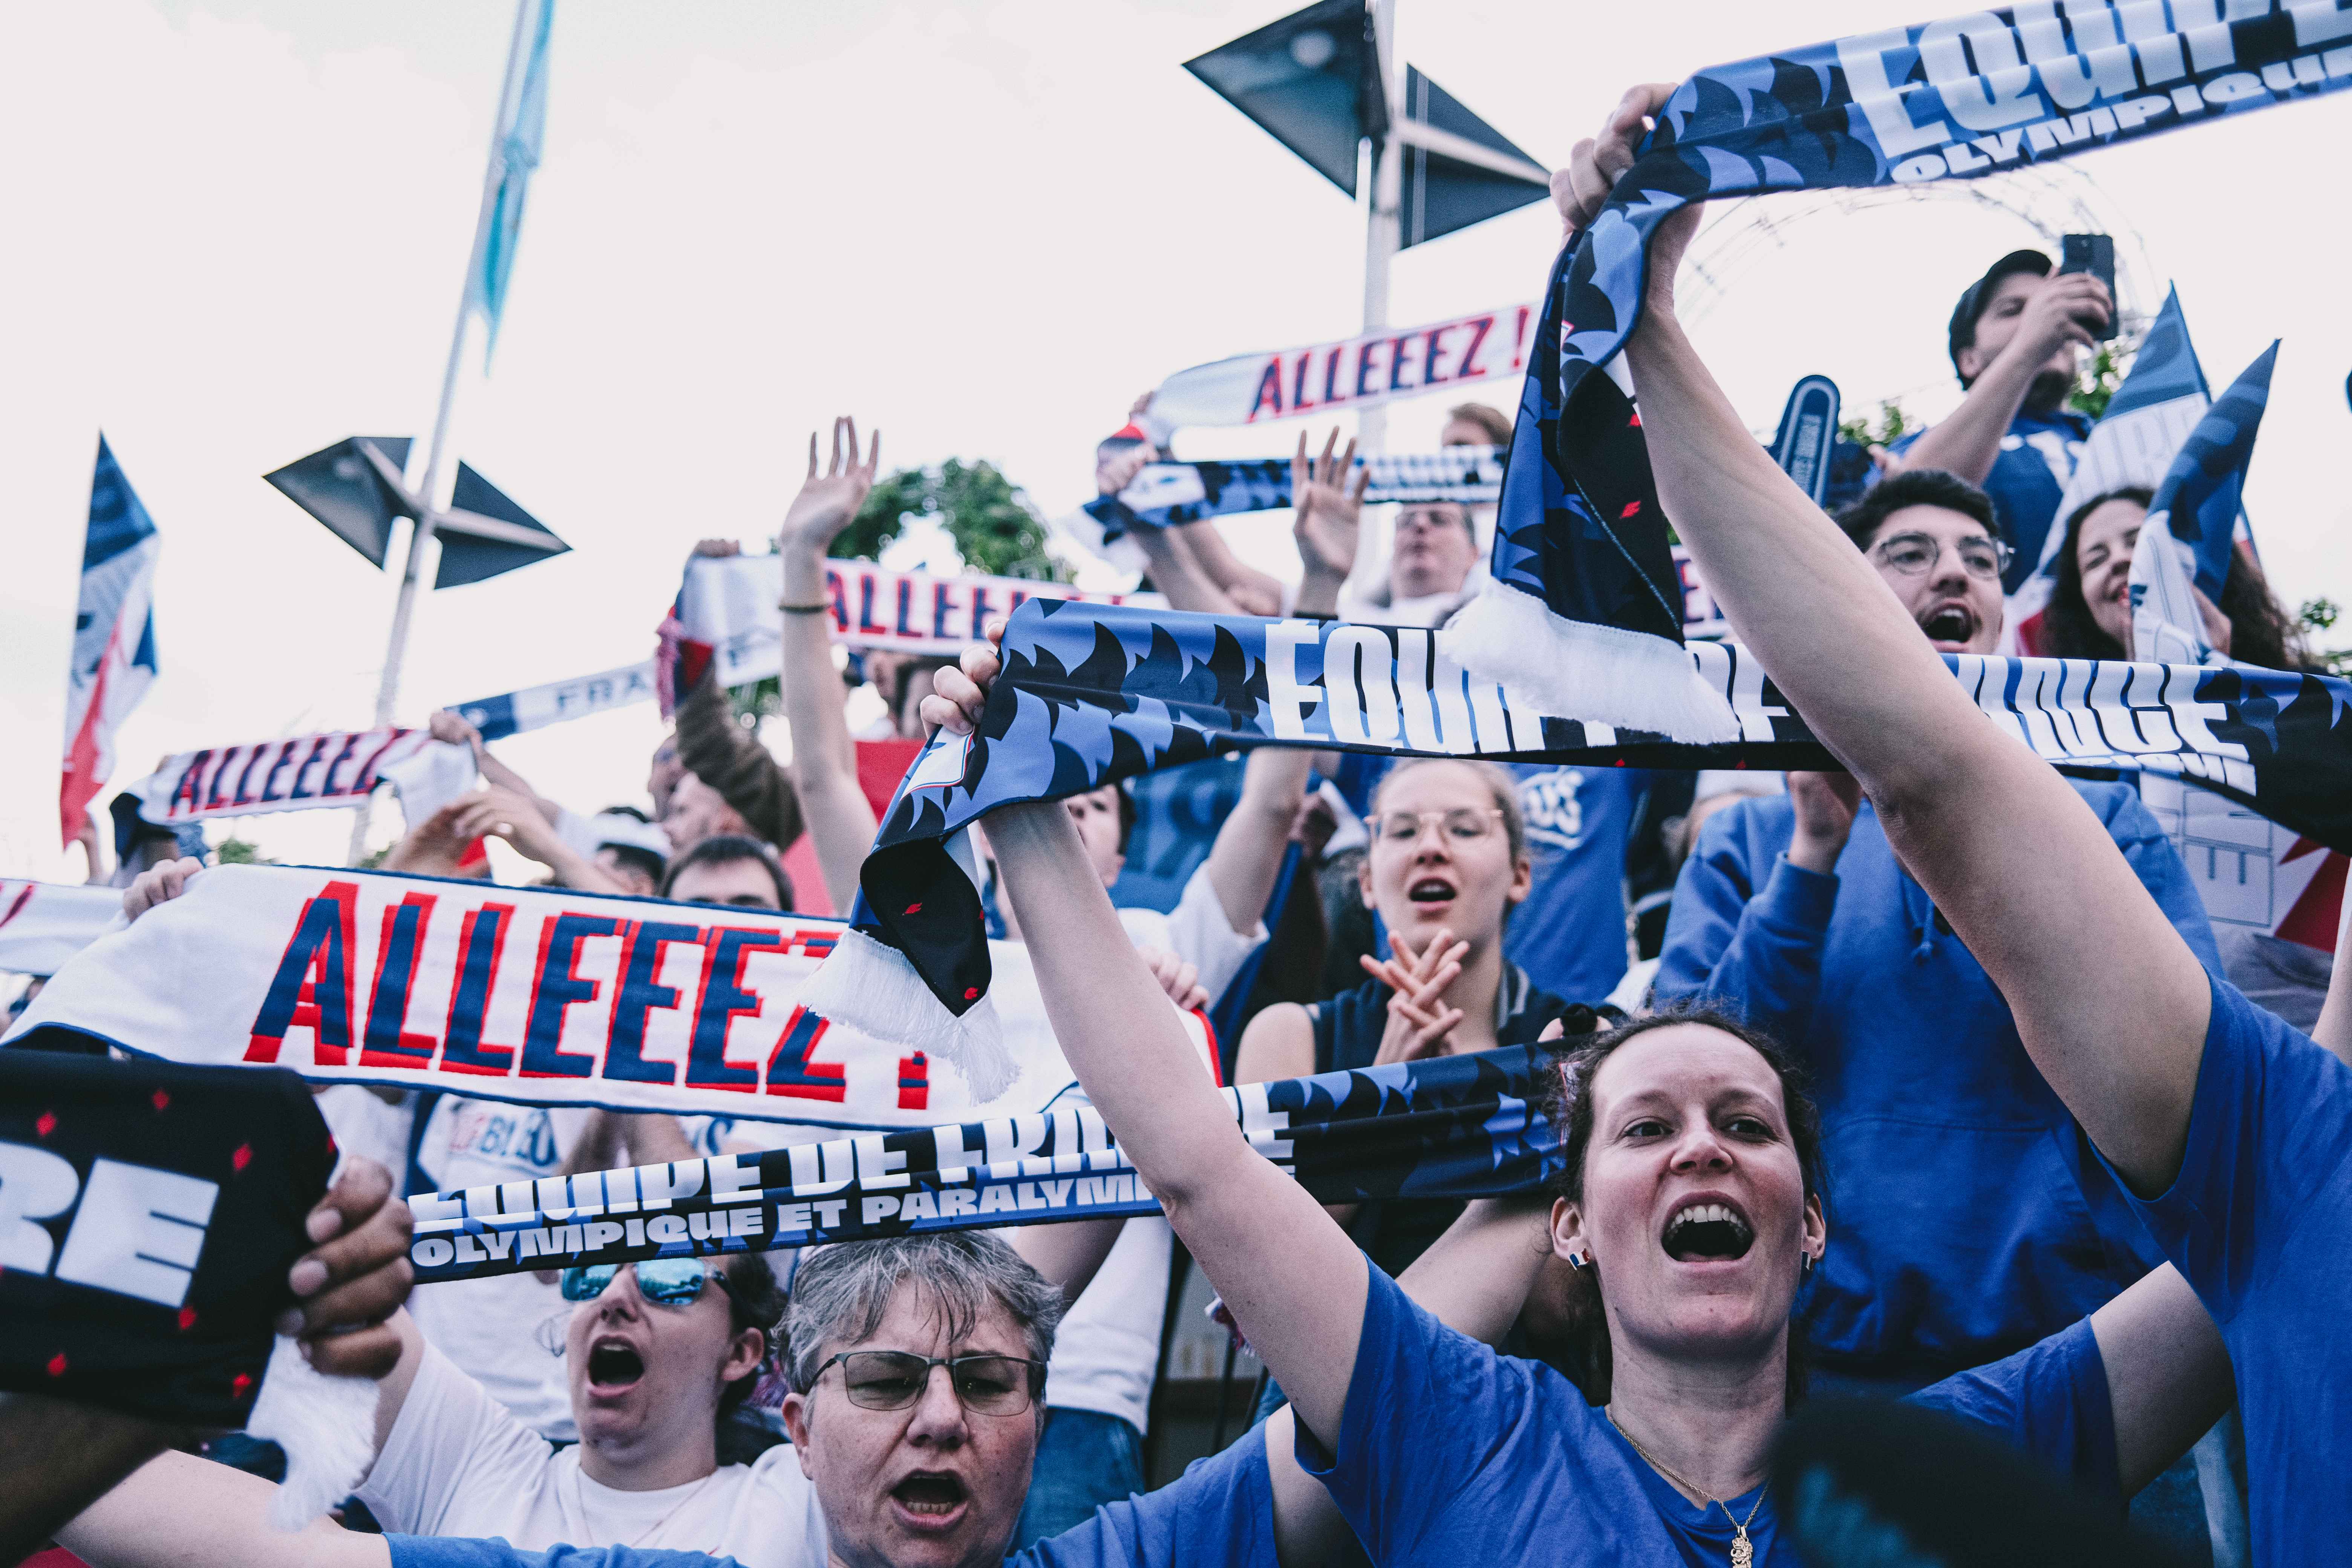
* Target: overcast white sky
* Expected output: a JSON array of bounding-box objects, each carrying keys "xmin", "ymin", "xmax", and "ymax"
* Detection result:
[{"xmin": 4, "ymin": 0, "xmax": 2347, "ymax": 881}]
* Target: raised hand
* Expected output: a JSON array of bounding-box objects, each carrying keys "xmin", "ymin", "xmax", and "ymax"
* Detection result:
[
  {"xmin": 277, "ymin": 1158, "xmax": 413, "ymax": 1377},
  {"xmin": 1363, "ymin": 927, "xmax": 1470, "ymax": 1066},
  {"xmin": 779, "ymin": 415, "xmax": 882, "ymax": 557},
  {"xmin": 1785, "ymin": 770, "xmax": 1862, "ymax": 876},
  {"xmin": 919, "ymin": 619, "xmax": 1008, "ymax": 739},
  {"xmin": 1292, "ymin": 428, "xmax": 1369, "ymax": 603},
  {"xmin": 1554, "ymin": 83, "xmax": 1702, "ymax": 314},
  {"xmin": 122, "ymin": 857, "xmax": 204, "ymax": 923}
]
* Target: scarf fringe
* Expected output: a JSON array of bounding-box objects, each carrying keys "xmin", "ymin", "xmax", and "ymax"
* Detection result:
[
  {"xmin": 245, "ymin": 1334, "xmax": 379, "ymax": 1530},
  {"xmin": 1442, "ymin": 579, "xmax": 1741, "ymax": 744},
  {"xmin": 800, "ymin": 927, "xmax": 1017, "ymax": 1102}
]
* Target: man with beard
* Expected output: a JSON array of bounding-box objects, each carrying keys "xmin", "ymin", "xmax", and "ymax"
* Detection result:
[
  {"xmin": 1653, "ymin": 467, "xmax": 2225, "ymax": 1541},
  {"xmin": 1882, "ymin": 251, "xmax": 2111, "ymax": 593}
]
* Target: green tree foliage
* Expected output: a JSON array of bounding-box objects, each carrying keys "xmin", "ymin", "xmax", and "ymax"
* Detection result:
[
  {"xmin": 2070, "ymin": 341, "xmax": 2123, "ymax": 421},
  {"xmin": 2300, "ymin": 597, "xmax": 2352, "ymax": 676},
  {"xmin": 842, "ymin": 459, "xmax": 1063, "ymax": 582},
  {"xmin": 1838, "ymin": 399, "xmax": 1913, "ymax": 450},
  {"xmin": 213, "ymin": 836, "xmax": 275, "ymax": 865}
]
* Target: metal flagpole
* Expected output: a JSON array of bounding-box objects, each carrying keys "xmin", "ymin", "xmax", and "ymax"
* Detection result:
[
  {"xmin": 1343, "ymin": 0, "xmax": 1403, "ymax": 600},
  {"xmin": 346, "ymin": 0, "xmax": 536, "ymax": 865}
]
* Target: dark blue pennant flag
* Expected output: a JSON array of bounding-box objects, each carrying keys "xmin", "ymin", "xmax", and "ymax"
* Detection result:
[
  {"xmin": 1444, "ymin": 2, "xmax": 2352, "ymax": 739},
  {"xmin": 2132, "ymin": 343, "xmax": 2279, "ymax": 665},
  {"xmin": 799, "ymin": 596, "xmax": 2352, "ymax": 1076}
]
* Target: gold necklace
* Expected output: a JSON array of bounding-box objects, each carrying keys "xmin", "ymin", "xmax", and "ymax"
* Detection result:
[{"xmin": 1605, "ymin": 1407, "xmax": 1769, "ymax": 1568}]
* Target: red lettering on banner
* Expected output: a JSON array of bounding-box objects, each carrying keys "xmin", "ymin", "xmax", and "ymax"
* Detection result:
[
  {"xmin": 1423, "ymin": 325, "xmax": 1452, "ymax": 385},
  {"xmin": 231, "ymin": 744, "xmax": 271, "ymax": 807},
  {"xmin": 857, "ymin": 573, "xmax": 890, "ymax": 636},
  {"xmin": 1291, "ymin": 350, "xmax": 1315, "ymax": 411},
  {"xmin": 1354, "ymin": 340, "xmax": 1385, "ymax": 398},
  {"xmin": 968, "ymin": 586, "xmax": 998, "ymax": 643},
  {"xmin": 933, "ymin": 581, "xmax": 960, "ymax": 642},
  {"xmin": 359, "ymin": 892, "xmax": 441, "ymax": 1067},
  {"xmin": 1323, "ymin": 346, "xmax": 1345, "ymax": 405},
  {"xmin": 288, "ymin": 735, "xmax": 334, "ymax": 800},
  {"xmin": 1387, "ymin": 334, "xmax": 1417, "ymax": 392},
  {"xmin": 764, "ymin": 1004, "xmax": 847, "ymax": 1101},
  {"xmin": 894, "ymin": 579, "xmax": 917, "ymax": 637},
  {"xmin": 822, "ymin": 566, "xmax": 851, "ymax": 635},
  {"xmin": 259, "ymin": 740, "xmax": 301, "ymax": 803},
  {"xmin": 1459, "ymin": 314, "xmax": 1496, "ymax": 381},
  {"xmin": 245, "ymin": 880, "xmax": 361, "ymax": 1064},
  {"xmin": 204, "ymin": 748, "xmax": 239, "ymax": 811},
  {"xmin": 897, "ymin": 1052, "xmax": 929, "ymax": 1111},
  {"xmin": 1245, "ymin": 360, "xmax": 1284, "ymax": 422},
  {"xmin": 1510, "ymin": 306, "xmax": 1531, "ymax": 372},
  {"xmin": 167, "ymin": 752, "xmax": 211, "ymax": 817},
  {"xmin": 318, "ymin": 732, "xmax": 365, "ymax": 798},
  {"xmin": 352, "ymin": 729, "xmax": 412, "ymax": 796}
]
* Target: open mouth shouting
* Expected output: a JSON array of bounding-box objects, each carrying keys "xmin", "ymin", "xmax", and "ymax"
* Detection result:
[
  {"xmin": 585, "ymin": 1337, "xmax": 646, "ymax": 1396},
  {"xmin": 1661, "ymin": 1198, "xmax": 1755, "ymax": 1263},
  {"xmin": 888, "ymin": 1471, "xmax": 971, "ymax": 1531},
  {"xmin": 1916, "ymin": 600, "xmax": 1979, "ymax": 648},
  {"xmin": 1405, "ymin": 875, "xmax": 1458, "ymax": 912}
]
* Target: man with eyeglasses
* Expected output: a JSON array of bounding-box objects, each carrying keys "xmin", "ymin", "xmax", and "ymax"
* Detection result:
[{"xmin": 1653, "ymin": 467, "xmax": 2222, "ymax": 1424}]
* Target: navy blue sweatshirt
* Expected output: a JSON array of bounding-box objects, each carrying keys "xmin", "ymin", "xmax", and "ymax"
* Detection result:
[{"xmin": 1655, "ymin": 781, "xmax": 2220, "ymax": 1380}]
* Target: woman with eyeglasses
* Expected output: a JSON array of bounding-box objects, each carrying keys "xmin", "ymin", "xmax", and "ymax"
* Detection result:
[
  {"xmin": 1236, "ymin": 758, "xmax": 1577, "ymax": 1288},
  {"xmin": 347, "ymin": 1252, "xmax": 829, "ymax": 1566},
  {"xmin": 1653, "ymin": 468, "xmax": 2223, "ymax": 1436}
]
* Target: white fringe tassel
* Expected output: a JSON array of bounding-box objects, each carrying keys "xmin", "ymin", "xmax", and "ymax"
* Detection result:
[
  {"xmin": 1442, "ymin": 579, "xmax": 1741, "ymax": 744},
  {"xmin": 244, "ymin": 1335, "xmax": 380, "ymax": 1530},
  {"xmin": 799, "ymin": 926, "xmax": 1017, "ymax": 1102}
]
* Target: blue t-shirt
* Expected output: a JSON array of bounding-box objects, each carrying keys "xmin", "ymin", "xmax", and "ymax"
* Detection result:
[
  {"xmin": 1501, "ymin": 763, "xmax": 1648, "ymax": 1004},
  {"xmin": 1890, "ymin": 407, "xmax": 2089, "ymax": 592},
  {"xmin": 1654, "ymin": 783, "xmax": 2217, "ymax": 1378},
  {"xmin": 2094, "ymin": 977, "xmax": 2352, "ymax": 1568},
  {"xmin": 384, "ymin": 1425, "xmax": 1276, "ymax": 1568},
  {"xmin": 1298, "ymin": 1267, "xmax": 2116, "ymax": 1566}
]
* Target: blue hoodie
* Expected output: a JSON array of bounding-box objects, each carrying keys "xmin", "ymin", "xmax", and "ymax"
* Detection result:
[{"xmin": 1654, "ymin": 779, "xmax": 2220, "ymax": 1381}]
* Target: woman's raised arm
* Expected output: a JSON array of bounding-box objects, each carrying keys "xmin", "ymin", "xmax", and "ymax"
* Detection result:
[
  {"xmin": 1567, "ymin": 88, "xmax": 2210, "ymax": 1194},
  {"xmin": 926, "ymin": 640, "xmax": 1370, "ymax": 1451}
]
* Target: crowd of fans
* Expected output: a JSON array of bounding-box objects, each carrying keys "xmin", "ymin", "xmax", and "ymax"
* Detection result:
[{"xmin": 12, "ymin": 79, "xmax": 2352, "ymax": 1568}]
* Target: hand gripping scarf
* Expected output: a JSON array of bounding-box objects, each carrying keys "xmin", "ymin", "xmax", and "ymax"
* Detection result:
[
  {"xmin": 400, "ymin": 1042, "xmax": 1564, "ymax": 1284},
  {"xmin": 799, "ymin": 596, "xmax": 2352, "ymax": 1071},
  {"xmin": 1442, "ymin": 0, "xmax": 2352, "ymax": 738}
]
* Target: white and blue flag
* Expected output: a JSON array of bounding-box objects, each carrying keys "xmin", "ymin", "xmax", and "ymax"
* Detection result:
[{"xmin": 61, "ymin": 436, "xmax": 161, "ymax": 846}]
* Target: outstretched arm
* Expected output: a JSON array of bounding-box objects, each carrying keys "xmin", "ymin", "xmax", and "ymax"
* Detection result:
[
  {"xmin": 930, "ymin": 641, "xmax": 1367, "ymax": 1452},
  {"xmin": 2089, "ymin": 1264, "xmax": 2234, "ymax": 1496},
  {"xmin": 2311, "ymin": 883, "xmax": 2352, "ymax": 1067},
  {"xmin": 1563, "ymin": 89, "xmax": 2210, "ymax": 1194},
  {"xmin": 777, "ymin": 419, "xmax": 884, "ymax": 913},
  {"xmin": 60, "ymin": 1451, "xmax": 388, "ymax": 1568}
]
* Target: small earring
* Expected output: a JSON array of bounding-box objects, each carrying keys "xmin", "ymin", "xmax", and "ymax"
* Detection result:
[
  {"xmin": 1565, "ymin": 1251, "xmax": 1587, "ymax": 1271},
  {"xmin": 1801, "ymin": 1253, "xmax": 1816, "ymax": 1276}
]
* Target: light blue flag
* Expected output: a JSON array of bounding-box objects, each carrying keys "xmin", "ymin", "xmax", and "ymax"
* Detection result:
[{"xmin": 473, "ymin": 0, "xmax": 555, "ymax": 364}]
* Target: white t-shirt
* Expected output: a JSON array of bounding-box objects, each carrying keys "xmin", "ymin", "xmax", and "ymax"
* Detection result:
[
  {"xmin": 1054, "ymin": 862, "xmax": 1260, "ymax": 1436},
  {"xmin": 407, "ymin": 1098, "xmax": 592, "ymax": 1439},
  {"xmin": 358, "ymin": 1340, "xmax": 827, "ymax": 1568}
]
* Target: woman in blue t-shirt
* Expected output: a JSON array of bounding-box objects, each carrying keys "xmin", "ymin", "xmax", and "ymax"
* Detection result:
[{"xmin": 930, "ymin": 636, "xmax": 2241, "ymax": 1566}]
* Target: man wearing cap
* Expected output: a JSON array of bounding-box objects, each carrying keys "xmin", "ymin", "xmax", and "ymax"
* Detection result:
[{"xmin": 1881, "ymin": 249, "xmax": 2111, "ymax": 592}]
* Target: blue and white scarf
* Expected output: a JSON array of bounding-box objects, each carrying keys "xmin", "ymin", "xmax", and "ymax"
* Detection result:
[
  {"xmin": 1444, "ymin": 2, "xmax": 2352, "ymax": 740},
  {"xmin": 1082, "ymin": 448, "xmax": 1504, "ymax": 544}
]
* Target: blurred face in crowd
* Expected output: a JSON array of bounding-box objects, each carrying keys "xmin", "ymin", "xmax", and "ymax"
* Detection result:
[
  {"xmin": 2073, "ymin": 496, "xmax": 2147, "ymax": 651},
  {"xmin": 1390, "ymin": 503, "xmax": 1478, "ymax": 600},
  {"xmin": 1858, "ymin": 505, "xmax": 2005, "ymax": 655},
  {"xmin": 564, "ymin": 1262, "xmax": 764, "ymax": 1483},
  {"xmin": 1360, "ymin": 761, "xmax": 1529, "ymax": 955},
  {"xmin": 668, "ymin": 855, "xmax": 784, "ymax": 910},
  {"xmin": 784, "ymin": 1283, "xmax": 1041, "ymax": 1568},
  {"xmin": 1957, "ymin": 271, "xmax": 2078, "ymax": 414},
  {"xmin": 664, "ymin": 775, "xmax": 753, "ymax": 858},
  {"xmin": 648, "ymin": 735, "xmax": 685, "ymax": 819},
  {"xmin": 1554, "ymin": 1026, "xmax": 1824, "ymax": 1375},
  {"xmin": 594, "ymin": 847, "xmax": 662, "ymax": 899},
  {"xmin": 1064, "ymin": 785, "xmax": 1126, "ymax": 888},
  {"xmin": 1440, "ymin": 414, "xmax": 1501, "ymax": 449}
]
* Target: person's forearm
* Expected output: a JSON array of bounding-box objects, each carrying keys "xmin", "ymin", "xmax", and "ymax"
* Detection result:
[
  {"xmin": 1625, "ymin": 300, "xmax": 2208, "ymax": 1192},
  {"xmin": 1176, "ymin": 521, "xmax": 1260, "ymax": 600},
  {"xmin": 0, "ymin": 1395, "xmax": 182, "ymax": 1562},
  {"xmin": 1132, "ymin": 526, "xmax": 1239, "ymax": 614},
  {"xmin": 616, "ymin": 1113, "xmax": 698, "ymax": 1167},
  {"xmin": 1007, "ymin": 1216, "xmax": 1127, "ymax": 1305},
  {"xmin": 534, "ymin": 835, "xmax": 626, "ymax": 897},
  {"xmin": 2092, "ymin": 1264, "xmax": 2234, "ymax": 1497},
  {"xmin": 2312, "ymin": 885, "xmax": 2352, "ymax": 1066},
  {"xmin": 1202, "ymin": 748, "xmax": 1314, "ymax": 934},
  {"xmin": 781, "ymin": 545, "xmax": 880, "ymax": 911},
  {"xmin": 60, "ymin": 1448, "xmax": 387, "ymax": 1568},
  {"xmin": 1394, "ymin": 1198, "xmax": 1553, "ymax": 1344},
  {"xmin": 472, "ymin": 749, "xmax": 559, "ymax": 827},
  {"xmin": 1882, "ymin": 348, "xmax": 2038, "ymax": 487}
]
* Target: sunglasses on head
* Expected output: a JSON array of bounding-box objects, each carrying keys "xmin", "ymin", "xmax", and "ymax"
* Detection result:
[{"xmin": 560, "ymin": 1257, "xmax": 735, "ymax": 1308}]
